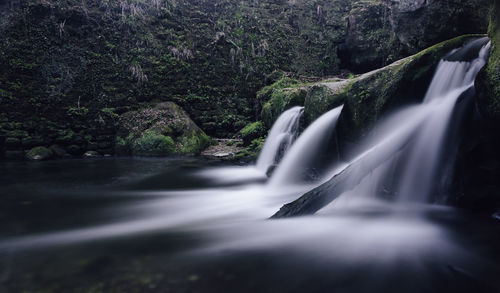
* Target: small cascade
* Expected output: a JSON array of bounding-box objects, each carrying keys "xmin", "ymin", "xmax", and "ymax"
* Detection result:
[
  {"xmin": 194, "ymin": 106, "xmax": 303, "ymax": 184},
  {"xmin": 256, "ymin": 106, "xmax": 303, "ymax": 171},
  {"xmin": 269, "ymin": 105, "xmax": 343, "ymax": 186}
]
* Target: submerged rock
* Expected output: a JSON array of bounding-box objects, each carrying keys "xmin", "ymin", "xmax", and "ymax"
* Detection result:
[
  {"xmin": 83, "ymin": 151, "xmax": 101, "ymax": 158},
  {"xmin": 266, "ymin": 164, "xmax": 277, "ymax": 178},
  {"xmin": 25, "ymin": 146, "xmax": 53, "ymax": 161}
]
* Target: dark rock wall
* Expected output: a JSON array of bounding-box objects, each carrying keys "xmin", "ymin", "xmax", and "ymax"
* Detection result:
[
  {"xmin": 340, "ymin": 0, "xmax": 490, "ymax": 72},
  {"xmin": 0, "ymin": 0, "xmax": 490, "ymax": 158},
  {"xmin": 455, "ymin": 0, "xmax": 500, "ymax": 211}
]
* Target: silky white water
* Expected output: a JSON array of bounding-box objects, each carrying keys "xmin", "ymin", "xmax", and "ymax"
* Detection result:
[
  {"xmin": 396, "ymin": 40, "xmax": 490, "ymax": 203},
  {"xmin": 256, "ymin": 106, "xmax": 304, "ymax": 171},
  {"xmin": 195, "ymin": 106, "xmax": 303, "ymax": 184},
  {"xmin": 315, "ymin": 39, "xmax": 492, "ymax": 208},
  {"xmin": 269, "ymin": 105, "xmax": 343, "ymax": 186}
]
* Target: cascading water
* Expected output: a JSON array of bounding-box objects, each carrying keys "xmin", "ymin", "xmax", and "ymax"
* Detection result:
[
  {"xmin": 256, "ymin": 106, "xmax": 304, "ymax": 172},
  {"xmin": 276, "ymin": 38, "xmax": 493, "ymax": 215},
  {"xmin": 269, "ymin": 105, "xmax": 343, "ymax": 186},
  {"xmin": 396, "ymin": 38, "xmax": 491, "ymax": 203},
  {"xmin": 194, "ymin": 106, "xmax": 303, "ymax": 183}
]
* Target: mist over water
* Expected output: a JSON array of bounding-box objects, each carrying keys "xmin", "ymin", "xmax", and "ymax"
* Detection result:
[{"xmin": 1, "ymin": 39, "xmax": 500, "ymax": 293}]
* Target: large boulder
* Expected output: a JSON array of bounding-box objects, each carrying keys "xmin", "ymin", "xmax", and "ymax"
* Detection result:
[{"xmin": 116, "ymin": 102, "xmax": 211, "ymax": 156}]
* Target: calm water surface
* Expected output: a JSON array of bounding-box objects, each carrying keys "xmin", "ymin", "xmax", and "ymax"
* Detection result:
[{"xmin": 0, "ymin": 157, "xmax": 499, "ymax": 293}]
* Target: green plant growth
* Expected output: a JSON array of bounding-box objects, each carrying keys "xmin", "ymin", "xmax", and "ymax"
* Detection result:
[
  {"xmin": 239, "ymin": 121, "xmax": 266, "ymax": 146},
  {"xmin": 132, "ymin": 131, "xmax": 175, "ymax": 156}
]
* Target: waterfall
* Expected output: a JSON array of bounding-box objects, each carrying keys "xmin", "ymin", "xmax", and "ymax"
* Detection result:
[
  {"xmin": 256, "ymin": 106, "xmax": 304, "ymax": 171},
  {"xmin": 271, "ymin": 38, "xmax": 492, "ymax": 217},
  {"xmin": 194, "ymin": 106, "xmax": 303, "ymax": 184},
  {"xmin": 396, "ymin": 39, "xmax": 491, "ymax": 203},
  {"xmin": 269, "ymin": 105, "xmax": 343, "ymax": 186},
  {"xmin": 342, "ymin": 38, "xmax": 492, "ymax": 204}
]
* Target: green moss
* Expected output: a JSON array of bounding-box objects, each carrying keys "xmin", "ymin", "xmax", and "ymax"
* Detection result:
[
  {"xmin": 239, "ymin": 121, "xmax": 266, "ymax": 146},
  {"xmin": 132, "ymin": 131, "xmax": 175, "ymax": 156},
  {"xmin": 177, "ymin": 133, "xmax": 211, "ymax": 155},
  {"xmin": 476, "ymin": 1, "xmax": 500, "ymax": 122},
  {"xmin": 260, "ymin": 85, "xmax": 307, "ymax": 128},
  {"xmin": 235, "ymin": 137, "xmax": 265, "ymax": 161}
]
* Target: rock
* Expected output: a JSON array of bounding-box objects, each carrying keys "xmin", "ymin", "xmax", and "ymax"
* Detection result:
[
  {"xmin": 271, "ymin": 122, "xmax": 412, "ymax": 218},
  {"xmin": 266, "ymin": 164, "xmax": 278, "ymax": 178},
  {"xmin": 454, "ymin": 0, "xmax": 500, "ymax": 212},
  {"xmin": 476, "ymin": 0, "xmax": 500, "ymax": 125},
  {"xmin": 339, "ymin": 0, "xmax": 490, "ymax": 72},
  {"xmin": 25, "ymin": 146, "xmax": 53, "ymax": 161},
  {"xmin": 262, "ymin": 35, "xmax": 483, "ymax": 160},
  {"xmin": 201, "ymin": 139, "xmax": 244, "ymax": 160},
  {"xmin": 116, "ymin": 102, "xmax": 211, "ymax": 156},
  {"xmin": 387, "ymin": 0, "xmax": 490, "ymax": 54},
  {"xmin": 49, "ymin": 144, "xmax": 67, "ymax": 157},
  {"xmin": 259, "ymin": 77, "xmax": 306, "ymax": 128},
  {"xmin": 83, "ymin": 151, "xmax": 101, "ymax": 158}
]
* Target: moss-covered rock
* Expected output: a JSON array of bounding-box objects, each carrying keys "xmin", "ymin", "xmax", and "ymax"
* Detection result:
[
  {"xmin": 476, "ymin": 1, "xmax": 500, "ymax": 125},
  {"xmin": 239, "ymin": 121, "xmax": 266, "ymax": 146},
  {"xmin": 453, "ymin": 1, "xmax": 500, "ymax": 212},
  {"xmin": 234, "ymin": 137, "xmax": 265, "ymax": 163},
  {"xmin": 258, "ymin": 77, "xmax": 307, "ymax": 128},
  {"xmin": 261, "ymin": 34, "xmax": 485, "ymax": 159},
  {"xmin": 132, "ymin": 131, "xmax": 175, "ymax": 157},
  {"xmin": 26, "ymin": 146, "xmax": 53, "ymax": 161},
  {"xmin": 117, "ymin": 102, "xmax": 211, "ymax": 156}
]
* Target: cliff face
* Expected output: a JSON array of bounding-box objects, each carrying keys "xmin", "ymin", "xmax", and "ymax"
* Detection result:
[
  {"xmin": 455, "ymin": 0, "xmax": 500, "ymax": 211},
  {"xmin": 340, "ymin": 0, "xmax": 490, "ymax": 72},
  {"xmin": 0, "ymin": 0, "xmax": 490, "ymax": 158}
]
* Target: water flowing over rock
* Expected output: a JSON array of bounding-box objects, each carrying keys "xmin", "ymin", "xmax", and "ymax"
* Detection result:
[
  {"xmin": 272, "ymin": 38, "xmax": 491, "ymax": 218},
  {"xmin": 256, "ymin": 106, "xmax": 303, "ymax": 172},
  {"xmin": 397, "ymin": 39, "xmax": 490, "ymax": 203},
  {"xmin": 269, "ymin": 105, "xmax": 343, "ymax": 186}
]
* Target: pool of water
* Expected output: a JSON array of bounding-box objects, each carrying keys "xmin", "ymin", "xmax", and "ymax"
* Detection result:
[{"xmin": 0, "ymin": 157, "xmax": 499, "ymax": 293}]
